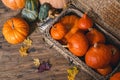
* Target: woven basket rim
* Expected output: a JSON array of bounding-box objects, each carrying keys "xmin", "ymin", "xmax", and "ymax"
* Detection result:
[{"xmin": 41, "ymin": 8, "xmax": 120, "ymax": 80}]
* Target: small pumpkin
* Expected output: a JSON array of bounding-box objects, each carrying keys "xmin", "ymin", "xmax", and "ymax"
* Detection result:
[
  {"xmin": 108, "ymin": 44, "xmax": 120, "ymax": 66},
  {"xmin": 96, "ymin": 65, "xmax": 112, "ymax": 76},
  {"xmin": 67, "ymin": 31, "xmax": 89, "ymax": 56},
  {"xmin": 110, "ymin": 72, "xmax": 120, "ymax": 80},
  {"xmin": 60, "ymin": 15, "xmax": 80, "ymax": 42},
  {"xmin": 86, "ymin": 28, "xmax": 106, "ymax": 45},
  {"xmin": 1, "ymin": 0, "xmax": 25, "ymax": 10},
  {"xmin": 39, "ymin": 0, "xmax": 68, "ymax": 9},
  {"xmin": 38, "ymin": 3, "xmax": 51, "ymax": 22},
  {"xmin": 50, "ymin": 23, "xmax": 67, "ymax": 40},
  {"xmin": 78, "ymin": 13, "xmax": 93, "ymax": 31},
  {"xmin": 2, "ymin": 17, "xmax": 29, "ymax": 44},
  {"xmin": 60, "ymin": 15, "xmax": 79, "ymax": 31},
  {"xmin": 64, "ymin": 20, "xmax": 80, "ymax": 42},
  {"xmin": 85, "ymin": 43, "xmax": 112, "ymax": 69},
  {"xmin": 21, "ymin": 0, "xmax": 39, "ymax": 22}
]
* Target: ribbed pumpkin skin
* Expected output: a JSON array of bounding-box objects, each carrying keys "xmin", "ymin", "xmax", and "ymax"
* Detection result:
[
  {"xmin": 1, "ymin": 0, "xmax": 25, "ymax": 10},
  {"xmin": 50, "ymin": 23, "xmax": 67, "ymax": 40},
  {"xmin": 67, "ymin": 32, "xmax": 89, "ymax": 56},
  {"xmin": 60, "ymin": 15, "xmax": 79, "ymax": 31},
  {"xmin": 110, "ymin": 72, "xmax": 120, "ymax": 80},
  {"xmin": 96, "ymin": 65, "xmax": 112, "ymax": 76},
  {"xmin": 108, "ymin": 45, "xmax": 120, "ymax": 66},
  {"xmin": 2, "ymin": 18, "xmax": 29, "ymax": 44},
  {"xmin": 21, "ymin": 0, "xmax": 39, "ymax": 22},
  {"xmin": 78, "ymin": 13, "xmax": 93, "ymax": 30},
  {"xmin": 38, "ymin": 3, "xmax": 51, "ymax": 21},
  {"xmin": 86, "ymin": 28, "xmax": 106, "ymax": 45},
  {"xmin": 85, "ymin": 43, "xmax": 112, "ymax": 69},
  {"xmin": 39, "ymin": 0, "xmax": 68, "ymax": 9}
]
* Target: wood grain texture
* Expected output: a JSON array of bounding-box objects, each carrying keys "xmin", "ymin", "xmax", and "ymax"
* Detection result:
[{"xmin": 0, "ymin": 1, "xmax": 93, "ymax": 80}]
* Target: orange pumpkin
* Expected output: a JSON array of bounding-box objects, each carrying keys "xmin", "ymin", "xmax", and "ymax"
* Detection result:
[
  {"xmin": 67, "ymin": 31, "xmax": 89, "ymax": 56},
  {"xmin": 60, "ymin": 15, "xmax": 79, "ymax": 31},
  {"xmin": 110, "ymin": 72, "xmax": 120, "ymax": 80},
  {"xmin": 86, "ymin": 28, "xmax": 106, "ymax": 45},
  {"xmin": 78, "ymin": 13, "xmax": 93, "ymax": 31},
  {"xmin": 2, "ymin": 17, "xmax": 29, "ymax": 44},
  {"xmin": 64, "ymin": 20, "xmax": 80, "ymax": 42},
  {"xmin": 39, "ymin": 0, "xmax": 68, "ymax": 9},
  {"xmin": 60, "ymin": 15, "xmax": 80, "ymax": 42},
  {"xmin": 50, "ymin": 23, "xmax": 67, "ymax": 40},
  {"xmin": 108, "ymin": 44, "xmax": 120, "ymax": 66},
  {"xmin": 1, "ymin": 0, "xmax": 25, "ymax": 10},
  {"xmin": 96, "ymin": 65, "xmax": 112, "ymax": 76},
  {"xmin": 85, "ymin": 43, "xmax": 112, "ymax": 69}
]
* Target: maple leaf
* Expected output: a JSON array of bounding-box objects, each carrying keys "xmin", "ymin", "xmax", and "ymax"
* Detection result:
[
  {"xmin": 67, "ymin": 66, "xmax": 79, "ymax": 80},
  {"xmin": 33, "ymin": 58, "xmax": 40, "ymax": 67},
  {"xmin": 23, "ymin": 38, "xmax": 32, "ymax": 47},
  {"xmin": 19, "ymin": 46, "xmax": 29, "ymax": 57}
]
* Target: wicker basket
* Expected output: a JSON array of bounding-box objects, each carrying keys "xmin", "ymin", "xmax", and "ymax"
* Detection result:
[{"xmin": 38, "ymin": 1, "xmax": 120, "ymax": 80}]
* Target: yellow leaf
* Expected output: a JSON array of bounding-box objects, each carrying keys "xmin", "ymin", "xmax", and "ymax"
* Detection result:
[
  {"xmin": 19, "ymin": 46, "xmax": 29, "ymax": 57},
  {"xmin": 33, "ymin": 58, "xmax": 40, "ymax": 67},
  {"xmin": 23, "ymin": 38, "xmax": 32, "ymax": 47},
  {"xmin": 67, "ymin": 66, "xmax": 79, "ymax": 80}
]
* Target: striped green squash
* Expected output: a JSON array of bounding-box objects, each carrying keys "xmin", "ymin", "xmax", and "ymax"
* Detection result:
[
  {"xmin": 22, "ymin": 0, "xmax": 39, "ymax": 22},
  {"xmin": 25, "ymin": 0, "xmax": 39, "ymax": 11},
  {"xmin": 38, "ymin": 3, "xmax": 51, "ymax": 22}
]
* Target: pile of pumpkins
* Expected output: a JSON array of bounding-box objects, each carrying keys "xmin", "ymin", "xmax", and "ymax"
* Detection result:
[
  {"xmin": 1, "ymin": 0, "xmax": 120, "ymax": 79},
  {"xmin": 1, "ymin": 0, "xmax": 69, "ymax": 44},
  {"xmin": 50, "ymin": 13, "xmax": 120, "ymax": 76}
]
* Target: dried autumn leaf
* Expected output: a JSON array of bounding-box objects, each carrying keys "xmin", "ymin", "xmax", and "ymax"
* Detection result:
[
  {"xmin": 19, "ymin": 46, "xmax": 29, "ymax": 57},
  {"xmin": 23, "ymin": 38, "xmax": 32, "ymax": 47},
  {"xmin": 68, "ymin": 77, "xmax": 74, "ymax": 80},
  {"xmin": 67, "ymin": 66, "xmax": 79, "ymax": 80},
  {"xmin": 38, "ymin": 61, "xmax": 51, "ymax": 72},
  {"xmin": 33, "ymin": 58, "xmax": 40, "ymax": 67}
]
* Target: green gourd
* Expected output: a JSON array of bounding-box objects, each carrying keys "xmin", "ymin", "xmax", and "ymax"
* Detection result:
[
  {"xmin": 21, "ymin": 0, "xmax": 39, "ymax": 22},
  {"xmin": 38, "ymin": 3, "xmax": 51, "ymax": 22}
]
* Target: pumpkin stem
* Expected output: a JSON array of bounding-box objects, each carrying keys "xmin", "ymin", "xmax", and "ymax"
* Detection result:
[
  {"xmin": 82, "ymin": 13, "xmax": 87, "ymax": 19},
  {"xmin": 48, "ymin": 9, "xmax": 55, "ymax": 18},
  {"xmin": 94, "ymin": 43, "xmax": 98, "ymax": 48},
  {"xmin": 111, "ymin": 48, "xmax": 117, "ymax": 55},
  {"xmin": 62, "ymin": 45, "xmax": 68, "ymax": 48},
  {"xmin": 11, "ymin": 20, "xmax": 14, "ymax": 29},
  {"xmin": 88, "ymin": 28, "xmax": 93, "ymax": 31}
]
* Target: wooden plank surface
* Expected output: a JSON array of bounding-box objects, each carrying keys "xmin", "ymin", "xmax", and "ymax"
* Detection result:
[{"xmin": 0, "ymin": 1, "xmax": 94, "ymax": 80}]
